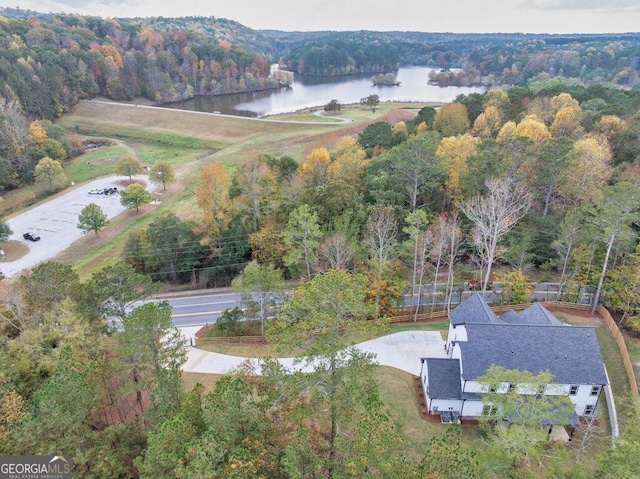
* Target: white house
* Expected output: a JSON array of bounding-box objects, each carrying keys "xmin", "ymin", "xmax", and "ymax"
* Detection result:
[{"xmin": 420, "ymin": 294, "xmax": 608, "ymax": 423}]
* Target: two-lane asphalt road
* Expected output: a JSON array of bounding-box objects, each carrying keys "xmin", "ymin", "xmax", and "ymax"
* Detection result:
[
  {"xmin": 164, "ymin": 292, "xmax": 243, "ymax": 328},
  {"xmin": 162, "ymin": 283, "xmax": 577, "ymax": 330}
]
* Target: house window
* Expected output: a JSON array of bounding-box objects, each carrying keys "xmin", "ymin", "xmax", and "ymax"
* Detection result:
[
  {"xmin": 584, "ymin": 404, "xmax": 595, "ymax": 416},
  {"xmin": 569, "ymin": 385, "xmax": 578, "ymax": 396},
  {"xmin": 482, "ymin": 405, "xmax": 497, "ymax": 416},
  {"xmin": 590, "ymin": 386, "xmax": 601, "ymax": 397}
]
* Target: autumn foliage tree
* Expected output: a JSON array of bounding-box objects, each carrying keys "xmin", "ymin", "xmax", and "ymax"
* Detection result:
[
  {"xmin": 437, "ymin": 133, "xmax": 479, "ymax": 205},
  {"xmin": 282, "ymin": 204, "xmax": 323, "ymax": 279},
  {"xmin": 365, "ymin": 205, "xmax": 398, "ymax": 309},
  {"xmin": 232, "ymin": 157, "xmax": 278, "ymax": 233},
  {"xmin": 471, "ymin": 105, "xmax": 503, "ymax": 138},
  {"xmin": 149, "ymin": 161, "xmax": 175, "ymax": 191},
  {"xmin": 120, "ymin": 184, "xmax": 152, "ymax": 212},
  {"xmin": 115, "ymin": 155, "xmax": 143, "ymax": 184},
  {"xmin": 562, "ymin": 135, "xmax": 613, "ymax": 206},
  {"xmin": 77, "ymin": 203, "xmax": 108, "ymax": 237},
  {"xmin": 432, "ymin": 102, "xmax": 470, "ymax": 137},
  {"xmin": 196, "ymin": 162, "xmax": 231, "ymax": 239},
  {"xmin": 34, "ymin": 157, "xmax": 67, "ymax": 192}
]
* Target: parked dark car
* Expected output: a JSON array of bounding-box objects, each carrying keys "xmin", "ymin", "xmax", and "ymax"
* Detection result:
[{"xmin": 23, "ymin": 232, "xmax": 41, "ymax": 242}]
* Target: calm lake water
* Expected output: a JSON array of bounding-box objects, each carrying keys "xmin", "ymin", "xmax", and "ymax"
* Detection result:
[{"xmin": 163, "ymin": 67, "xmax": 485, "ymax": 117}]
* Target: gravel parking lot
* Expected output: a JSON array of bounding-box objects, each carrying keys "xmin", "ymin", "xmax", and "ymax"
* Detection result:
[{"xmin": 1, "ymin": 175, "xmax": 155, "ymax": 278}]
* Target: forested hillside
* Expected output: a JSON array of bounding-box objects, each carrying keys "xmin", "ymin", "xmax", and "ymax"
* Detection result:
[
  {"xmin": 2, "ymin": 7, "xmax": 640, "ymax": 122},
  {"xmin": 0, "ymin": 8, "xmax": 278, "ymax": 121},
  {"xmin": 275, "ymin": 30, "xmax": 640, "ymax": 86}
]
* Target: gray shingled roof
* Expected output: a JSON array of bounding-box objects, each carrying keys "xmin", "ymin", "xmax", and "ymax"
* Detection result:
[
  {"xmin": 426, "ymin": 358, "xmax": 462, "ymax": 400},
  {"xmin": 499, "ymin": 310, "xmax": 519, "ymax": 323},
  {"xmin": 459, "ymin": 324, "xmax": 608, "ymax": 385},
  {"xmin": 450, "ymin": 293, "xmax": 502, "ymax": 326},
  {"xmin": 501, "ymin": 303, "xmax": 563, "ymax": 326}
]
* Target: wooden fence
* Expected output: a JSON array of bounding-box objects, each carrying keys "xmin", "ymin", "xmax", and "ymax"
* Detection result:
[
  {"xmin": 388, "ymin": 309, "xmax": 449, "ymax": 323},
  {"xmin": 194, "ymin": 324, "xmax": 265, "ymax": 346},
  {"xmin": 196, "ymin": 335, "xmax": 265, "ymax": 345},
  {"xmin": 597, "ymin": 305, "xmax": 640, "ymax": 400}
]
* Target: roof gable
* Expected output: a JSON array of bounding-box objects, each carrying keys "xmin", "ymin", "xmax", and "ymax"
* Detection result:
[
  {"xmin": 500, "ymin": 303, "xmax": 563, "ymax": 326},
  {"xmin": 450, "ymin": 293, "xmax": 502, "ymax": 326},
  {"xmin": 459, "ymin": 324, "xmax": 608, "ymax": 385}
]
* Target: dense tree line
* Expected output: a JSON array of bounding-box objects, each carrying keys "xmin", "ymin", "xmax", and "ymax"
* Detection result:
[
  {"xmin": 282, "ymin": 33, "xmax": 400, "ymax": 76},
  {"xmin": 272, "ymin": 29, "xmax": 640, "ymax": 87},
  {"xmin": 0, "ymin": 9, "xmax": 277, "ymax": 122},
  {"xmin": 122, "ymin": 81, "xmax": 640, "ymax": 324}
]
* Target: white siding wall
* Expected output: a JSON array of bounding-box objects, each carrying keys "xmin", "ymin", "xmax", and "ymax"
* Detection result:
[
  {"xmin": 451, "ymin": 342, "xmax": 462, "ymax": 360},
  {"xmin": 460, "ymin": 380, "xmax": 603, "ymax": 417},
  {"xmin": 564, "ymin": 384, "xmax": 602, "ymax": 415},
  {"xmin": 461, "ymin": 400, "xmax": 485, "ymax": 417},
  {"xmin": 446, "ymin": 324, "xmax": 467, "ymax": 349},
  {"xmin": 421, "ymin": 364, "xmax": 428, "ymax": 398},
  {"xmin": 430, "ymin": 399, "xmax": 463, "ymax": 414}
]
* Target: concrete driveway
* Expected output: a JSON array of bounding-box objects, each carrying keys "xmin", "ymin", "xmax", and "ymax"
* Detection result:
[
  {"xmin": 1, "ymin": 175, "xmax": 155, "ymax": 278},
  {"xmin": 182, "ymin": 330, "xmax": 447, "ymax": 376}
]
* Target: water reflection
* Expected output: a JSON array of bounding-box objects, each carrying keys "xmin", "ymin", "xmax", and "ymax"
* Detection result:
[{"xmin": 162, "ymin": 67, "xmax": 485, "ymax": 117}]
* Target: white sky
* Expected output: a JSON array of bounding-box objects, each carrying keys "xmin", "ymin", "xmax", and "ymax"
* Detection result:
[{"xmin": 1, "ymin": 0, "xmax": 640, "ymax": 33}]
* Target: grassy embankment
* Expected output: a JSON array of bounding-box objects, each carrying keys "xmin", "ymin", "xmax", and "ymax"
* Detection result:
[{"xmin": 38, "ymin": 100, "xmax": 426, "ymax": 278}]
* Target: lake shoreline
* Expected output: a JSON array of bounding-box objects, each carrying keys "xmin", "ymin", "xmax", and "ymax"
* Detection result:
[{"xmin": 139, "ymin": 67, "xmax": 486, "ymax": 117}]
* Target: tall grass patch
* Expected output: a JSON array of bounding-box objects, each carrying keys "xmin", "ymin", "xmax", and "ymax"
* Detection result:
[{"xmin": 65, "ymin": 145, "xmax": 129, "ymax": 182}]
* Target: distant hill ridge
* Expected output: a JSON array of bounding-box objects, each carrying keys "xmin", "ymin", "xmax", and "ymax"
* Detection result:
[{"xmin": 1, "ymin": 6, "xmax": 640, "ymax": 120}]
